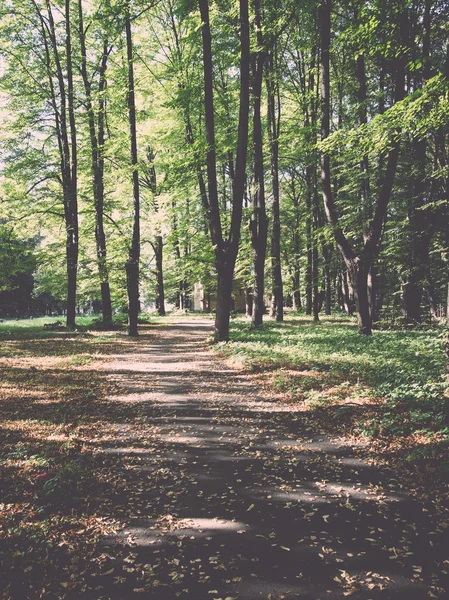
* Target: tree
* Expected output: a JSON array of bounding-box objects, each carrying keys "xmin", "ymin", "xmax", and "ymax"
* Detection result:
[
  {"xmin": 78, "ymin": 0, "xmax": 114, "ymax": 327},
  {"xmin": 198, "ymin": 0, "xmax": 250, "ymax": 341},
  {"xmin": 320, "ymin": 0, "xmax": 407, "ymax": 335},
  {"xmin": 124, "ymin": 0, "xmax": 141, "ymax": 336}
]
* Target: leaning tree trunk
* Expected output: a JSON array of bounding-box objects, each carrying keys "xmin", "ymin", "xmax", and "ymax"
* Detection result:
[
  {"xmin": 125, "ymin": 4, "xmax": 140, "ymax": 336},
  {"xmin": 319, "ymin": 0, "xmax": 406, "ymax": 335}
]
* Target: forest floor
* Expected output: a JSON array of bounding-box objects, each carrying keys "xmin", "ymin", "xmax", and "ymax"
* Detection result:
[{"xmin": 1, "ymin": 315, "xmax": 449, "ymax": 599}]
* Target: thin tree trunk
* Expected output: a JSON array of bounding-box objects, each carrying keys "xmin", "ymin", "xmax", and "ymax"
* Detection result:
[
  {"xmin": 342, "ymin": 268, "xmax": 353, "ymax": 315},
  {"xmin": 291, "ymin": 176, "xmax": 301, "ymax": 311},
  {"xmin": 266, "ymin": 52, "xmax": 283, "ymax": 322},
  {"xmin": 78, "ymin": 2, "xmax": 112, "ymax": 327},
  {"xmin": 153, "ymin": 235, "xmax": 165, "ymax": 316},
  {"xmin": 322, "ymin": 245, "xmax": 332, "ymax": 315},
  {"xmin": 38, "ymin": 0, "xmax": 79, "ymax": 329},
  {"xmin": 306, "ymin": 166, "xmax": 313, "ymax": 315},
  {"xmin": 250, "ymin": 0, "xmax": 267, "ymax": 328},
  {"xmin": 63, "ymin": 0, "xmax": 78, "ymax": 329},
  {"xmin": 312, "ymin": 169, "xmax": 320, "ymax": 321},
  {"xmin": 125, "ymin": 3, "xmax": 140, "ymax": 336},
  {"xmin": 402, "ymin": 0, "xmax": 432, "ymax": 322}
]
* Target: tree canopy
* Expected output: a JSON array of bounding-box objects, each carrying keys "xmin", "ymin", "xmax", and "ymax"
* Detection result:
[{"xmin": 0, "ymin": 0, "xmax": 448, "ymax": 336}]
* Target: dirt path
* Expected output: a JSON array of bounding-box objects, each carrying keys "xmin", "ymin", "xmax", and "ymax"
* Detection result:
[{"xmin": 98, "ymin": 317, "xmax": 447, "ymax": 599}]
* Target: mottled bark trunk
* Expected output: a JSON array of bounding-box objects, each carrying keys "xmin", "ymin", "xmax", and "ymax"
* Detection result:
[
  {"xmin": 245, "ymin": 289, "xmax": 253, "ymax": 317},
  {"xmin": 291, "ymin": 177, "xmax": 301, "ymax": 311},
  {"xmin": 65, "ymin": 216, "xmax": 78, "ymax": 330},
  {"xmin": 341, "ymin": 269, "xmax": 353, "ymax": 315},
  {"xmin": 347, "ymin": 259, "xmax": 371, "ymax": 336},
  {"xmin": 368, "ymin": 264, "xmax": 379, "ymax": 323}
]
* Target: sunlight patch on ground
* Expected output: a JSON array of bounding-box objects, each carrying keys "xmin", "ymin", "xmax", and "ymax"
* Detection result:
[{"xmin": 115, "ymin": 517, "xmax": 249, "ymax": 547}]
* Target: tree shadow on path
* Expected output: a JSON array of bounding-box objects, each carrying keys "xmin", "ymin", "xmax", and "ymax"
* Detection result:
[{"xmin": 92, "ymin": 318, "xmax": 448, "ymax": 600}]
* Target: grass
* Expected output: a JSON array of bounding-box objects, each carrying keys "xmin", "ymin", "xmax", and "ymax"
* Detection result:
[
  {"xmin": 0, "ymin": 312, "xmax": 448, "ymax": 597},
  {"xmin": 216, "ymin": 312, "xmax": 449, "ymax": 471}
]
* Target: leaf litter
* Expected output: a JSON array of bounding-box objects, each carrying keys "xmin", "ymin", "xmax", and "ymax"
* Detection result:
[{"xmin": 0, "ymin": 317, "xmax": 448, "ymax": 599}]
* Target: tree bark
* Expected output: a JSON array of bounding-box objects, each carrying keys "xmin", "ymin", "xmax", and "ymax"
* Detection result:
[
  {"xmin": 319, "ymin": 0, "xmax": 406, "ymax": 335},
  {"xmin": 312, "ymin": 169, "xmax": 320, "ymax": 321},
  {"xmin": 37, "ymin": 0, "xmax": 79, "ymax": 329},
  {"xmin": 198, "ymin": 0, "xmax": 250, "ymax": 341},
  {"xmin": 322, "ymin": 244, "xmax": 332, "ymax": 315},
  {"xmin": 78, "ymin": 2, "xmax": 112, "ymax": 327},
  {"xmin": 402, "ymin": 0, "xmax": 432, "ymax": 322},
  {"xmin": 125, "ymin": 2, "xmax": 140, "ymax": 336},
  {"xmin": 305, "ymin": 166, "xmax": 313, "ymax": 315},
  {"xmin": 153, "ymin": 235, "xmax": 165, "ymax": 316},
  {"xmin": 250, "ymin": 0, "xmax": 268, "ymax": 328},
  {"xmin": 266, "ymin": 51, "xmax": 283, "ymax": 322},
  {"xmin": 290, "ymin": 176, "xmax": 302, "ymax": 311}
]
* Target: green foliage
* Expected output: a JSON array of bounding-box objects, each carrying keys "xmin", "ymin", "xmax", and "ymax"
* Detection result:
[
  {"xmin": 219, "ymin": 314, "xmax": 448, "ymax": 442},
  {"xmin": 0, "ymin": 226, "xmax": 36, "ymax": 292}
]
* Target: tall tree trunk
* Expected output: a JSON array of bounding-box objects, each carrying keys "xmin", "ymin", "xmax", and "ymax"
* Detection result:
[
  {"xmin": 153, "ymin": 236, "xmax": 165, "ymax": 316},
  {"xmin": 402, "ymin": 0, "xmax": 432, "ymax": 322},
  {"xmin": 266, "ymin": 52, "xmax": 283, "ymax": 322},
  {"xmin": 38, "ymin": 0, "xmax": 79, "ymax": 329},
  {"xmin": 198, "ymin": 0, "xmax": 250, "ymax": 341},
  {"xmin": 250, "ymin": 0, "xmax": 267, "ymax": 328},
  {"xmin": 142, "ymin": 148, "xmax": 166, "ymax": 317},
  {"xmin": 290, "ymin": 176, "xmax": 302, "ymax": 311},
  {"xmin": 312, "ymin": 169, "xmax": 320, "ymax": 321},
  {"xmin": 125, "ymin": 3, "xmax": 140, "ymax": 336},
  {"xmin": 78, "ymin": 3, "xmax": 112, "ymax": 327},
  {"xmin": 64, "ymin": 0, "xmax": 78, "ymax": 329},
  {"xmin": 305, "ymin": 166, "xmax": 313, "ymax": 315}
]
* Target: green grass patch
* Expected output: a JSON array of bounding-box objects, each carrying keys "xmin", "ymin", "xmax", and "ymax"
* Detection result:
[{"xmin": 218, "ymin": 314, "xmax": 449, "ymax": 453}]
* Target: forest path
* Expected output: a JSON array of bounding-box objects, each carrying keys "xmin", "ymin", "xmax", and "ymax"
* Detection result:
[{"xmin": 99, "ymin": 317, "xmax": 446, "ymax": 599}]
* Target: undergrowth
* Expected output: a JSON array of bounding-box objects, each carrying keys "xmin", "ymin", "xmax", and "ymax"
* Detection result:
[{"xmin": 217, "ymin": 313, "xmax": 449, "ymax": 469}]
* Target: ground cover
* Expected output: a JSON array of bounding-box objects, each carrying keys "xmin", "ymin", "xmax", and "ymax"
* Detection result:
[
  {"xmin": 217, "ymin": 313, "xmax": 449, "ymax": 482},
  {"xmin": 1, "ymin": 314, "xmax": 448, "ymax": 600},
  {"xmin": 0, "ymin": 316, "xmax": 126, "ymax": 598}
]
